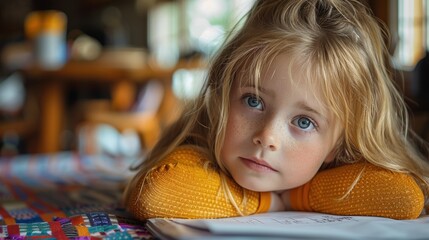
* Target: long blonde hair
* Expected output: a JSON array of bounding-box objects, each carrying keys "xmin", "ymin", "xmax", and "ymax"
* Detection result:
[{"xmin": 131, "ymin": 0, "xmax": 429, "ymax": 209}]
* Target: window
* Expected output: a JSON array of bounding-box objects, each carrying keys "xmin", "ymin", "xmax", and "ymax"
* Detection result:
[
  {"xmin": 147, "ymin": 0, "xmax": 255, "ymax": 67},
  {"xmin": 393, "ymin": 0, "xmax": 427, "ymax": 70},
  {"xmin": 184, "ymin": 0, "xmax": 255, "ymax": 56},
  {"xmin": 148, "ymin": 2, "xmax": 180, "ymax": 68}
]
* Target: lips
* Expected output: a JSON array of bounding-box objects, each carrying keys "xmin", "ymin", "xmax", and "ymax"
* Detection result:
[{"xmin": 240, "ymin": 157, "xmax": 277, "ymax": 172}]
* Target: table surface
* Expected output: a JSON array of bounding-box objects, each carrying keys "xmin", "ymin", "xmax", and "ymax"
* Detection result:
[{"xmin": 0, "ymin": 152, "xmax": 154, "ymax": 239}]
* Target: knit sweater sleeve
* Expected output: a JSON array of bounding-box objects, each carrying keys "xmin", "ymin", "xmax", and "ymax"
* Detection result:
[
  {"xmin": 124, "ymin": 146, "xmax": 271, "ymax": 220},
  {"xmin": 289, "ymin": 162, "xmax": 424, "ymax": 220}
]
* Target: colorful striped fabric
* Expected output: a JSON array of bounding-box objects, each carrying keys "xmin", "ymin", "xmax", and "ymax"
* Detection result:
[{"xmin": 0, "ymin": 152, "xmax": 153, "ymax": 239}]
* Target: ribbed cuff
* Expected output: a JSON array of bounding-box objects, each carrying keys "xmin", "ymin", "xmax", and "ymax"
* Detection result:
[
  {"xmin": 257, "ymin": 191, "xmax": 272, "ymax": 213},
  {"xmin": 289, "ymin": 182, "xmax": 312, "ymax": 211}
]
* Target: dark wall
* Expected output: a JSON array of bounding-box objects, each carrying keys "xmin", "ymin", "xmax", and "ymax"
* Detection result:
[
  {"xmin": 0, "ymin": 0, "xmax": 31, "ymax": 45},
  {"xmin": 367, "ymin": 0, "xmax": 390, "ymax": 26},
  {"xmin": 0, "ymin": 0, "xmax": 148, "ymax": 49}
]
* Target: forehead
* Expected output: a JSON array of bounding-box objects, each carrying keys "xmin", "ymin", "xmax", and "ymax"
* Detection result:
[{"xmin": 238, "ymin": 52, "xmax": 326, "ymax": 100}]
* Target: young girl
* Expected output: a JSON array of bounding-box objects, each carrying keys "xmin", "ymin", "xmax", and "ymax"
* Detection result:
[{"xmin": 124, "ymin": 0, "xmax": 429, "ymax": 220}]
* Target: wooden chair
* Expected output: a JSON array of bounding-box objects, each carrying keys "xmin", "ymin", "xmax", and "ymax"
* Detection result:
[{"xmin": 76, "ymin": 79, "xmax": 182, "ymax": 156}]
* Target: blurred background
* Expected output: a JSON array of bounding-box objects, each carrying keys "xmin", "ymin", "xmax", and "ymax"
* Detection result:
[{"xmin": 0, "ymin": 0, "xmax": 428, "ymax": 158}]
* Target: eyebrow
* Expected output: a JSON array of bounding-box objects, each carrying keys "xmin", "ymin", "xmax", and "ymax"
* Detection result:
[
  {"xmin": 296, "ymin": 101, "xmax": 329, "ymax": 124},
  {"xmin": 242, "ymin": 84, "xmax": 275, "ymax": 97}
]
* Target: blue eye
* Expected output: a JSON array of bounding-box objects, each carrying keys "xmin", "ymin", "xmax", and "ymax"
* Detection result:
[
  {"xmin": 292, "ymin": 117, "xmax": 315, "ymax": 131},
  {"xmin": 244, "ymin": 95, "xmax": 263, "ymax": 110}
]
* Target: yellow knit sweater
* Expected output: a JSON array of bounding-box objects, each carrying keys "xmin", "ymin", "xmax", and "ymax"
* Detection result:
[{"xmin": 124, "ymin": 145, "xmax": 424, "ymax": 220}]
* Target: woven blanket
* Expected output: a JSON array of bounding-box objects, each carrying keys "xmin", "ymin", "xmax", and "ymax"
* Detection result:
[{"xmin": 0, "ymin": 152, "xmax": 153, "ymax": 239}]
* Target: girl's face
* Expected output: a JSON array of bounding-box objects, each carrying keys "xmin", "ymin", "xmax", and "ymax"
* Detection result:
[{"xmin": 220, "ymin": 53, "xmax": 342, "ymax": 192}]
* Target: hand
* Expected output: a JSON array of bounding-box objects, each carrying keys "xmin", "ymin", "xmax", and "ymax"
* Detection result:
[
  {"xmin": 268, "ymin": 191, "xmax": 285, "ymax": 212},
  {"xmin": 280, "ymin": 190, "xmax": 292, "ymax": 210}
]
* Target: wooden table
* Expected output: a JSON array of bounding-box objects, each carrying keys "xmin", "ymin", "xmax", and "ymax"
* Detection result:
[{"xmin": 21, "ymin": 56, "xmax": 202, "ymax": 153}]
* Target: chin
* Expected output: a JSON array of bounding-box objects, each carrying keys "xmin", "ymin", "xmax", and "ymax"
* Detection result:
[{"xmin": 236, "ymin": 179, "xmax": 270, "ymax": 192}]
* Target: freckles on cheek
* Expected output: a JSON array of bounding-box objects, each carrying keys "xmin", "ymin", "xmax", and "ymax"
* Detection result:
[
  {"xmin": 283, "ymin": 132, "xmax": 298, "ymax": 149},
  {"xmin": 224, "ymin": 113, "xmax": 243, "ymax": 145},
  {"xmin": 229, "ymin": 111, "xmax": 248, "ymax": 131},
  {"xmin": 288, "ymin": 143, "xmax": 325, "ymax": 168}
]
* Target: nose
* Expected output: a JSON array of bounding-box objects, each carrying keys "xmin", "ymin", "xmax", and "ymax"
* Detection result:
[{"xmin": 252, "ymin": 123, "xmax": 279, "ymax": 151}]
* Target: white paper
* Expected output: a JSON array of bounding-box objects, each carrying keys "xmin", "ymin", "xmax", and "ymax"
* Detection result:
[{"xmin": 148, "ymin": 211, "xmax": 429, "ymax": 240}]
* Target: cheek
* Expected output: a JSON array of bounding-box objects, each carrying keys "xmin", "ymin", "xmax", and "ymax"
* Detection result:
[
  {"xmin": 290, "ymin": 148, "xmax": 325, "ymax": 170},
  {"xmin": 221, "ymin": 113, "xmax": 242, "ymax": 155},
  {"xmin": 282, "ymin": 143, "xmax": 330, "ymax": 186},
  {"xmin": 221, "ymin": 110, "xmax": 258, "ymax": 165},
  {"xmin": 224, "ymin": 111, "xmax": 253, "ymax": 144}
]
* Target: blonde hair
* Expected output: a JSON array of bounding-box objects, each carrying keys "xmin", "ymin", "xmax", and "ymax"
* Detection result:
[{"xmin": 131, "ymin": 0, "xmax": 429, "ymax": 212}]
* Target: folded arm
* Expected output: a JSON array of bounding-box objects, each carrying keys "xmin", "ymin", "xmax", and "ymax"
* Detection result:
[
  {"xmin": 124, "ymin": 147, "xmax": 271, "ymax": 220},
  {"xmin": 284, "ymin": 163, "xmax": 424, "ymax": 219}
]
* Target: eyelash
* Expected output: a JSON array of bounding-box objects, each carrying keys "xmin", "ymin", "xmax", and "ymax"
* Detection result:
[
  {"xmin": 292, "ymin": 116, "xmax": 318, "ymax": 132},
  {"xmin": 242, "ymin": 93, "xmax": 264, "ymax": 110},
  {"xmin": 241, "ymin": 93, "xmax": 319, "ymax": 132}
]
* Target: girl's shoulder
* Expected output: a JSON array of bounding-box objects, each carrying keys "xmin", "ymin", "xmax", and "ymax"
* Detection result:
[
  {"xmin": 158, "ymin": 144, "xmax": 213, "ymax": 168},
  {"xmin": 143, "ymin": 145, "xmax": 221, "ymax": 189}
]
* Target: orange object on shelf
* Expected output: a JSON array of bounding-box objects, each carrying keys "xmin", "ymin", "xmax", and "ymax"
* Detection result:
[
  {"xmin": 25, "ymin": 10, "xmax": 67, "ymax": 39},
  {"xmin": 25, "ymin": 10, "xmax": 68, "ymax": 70}
]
